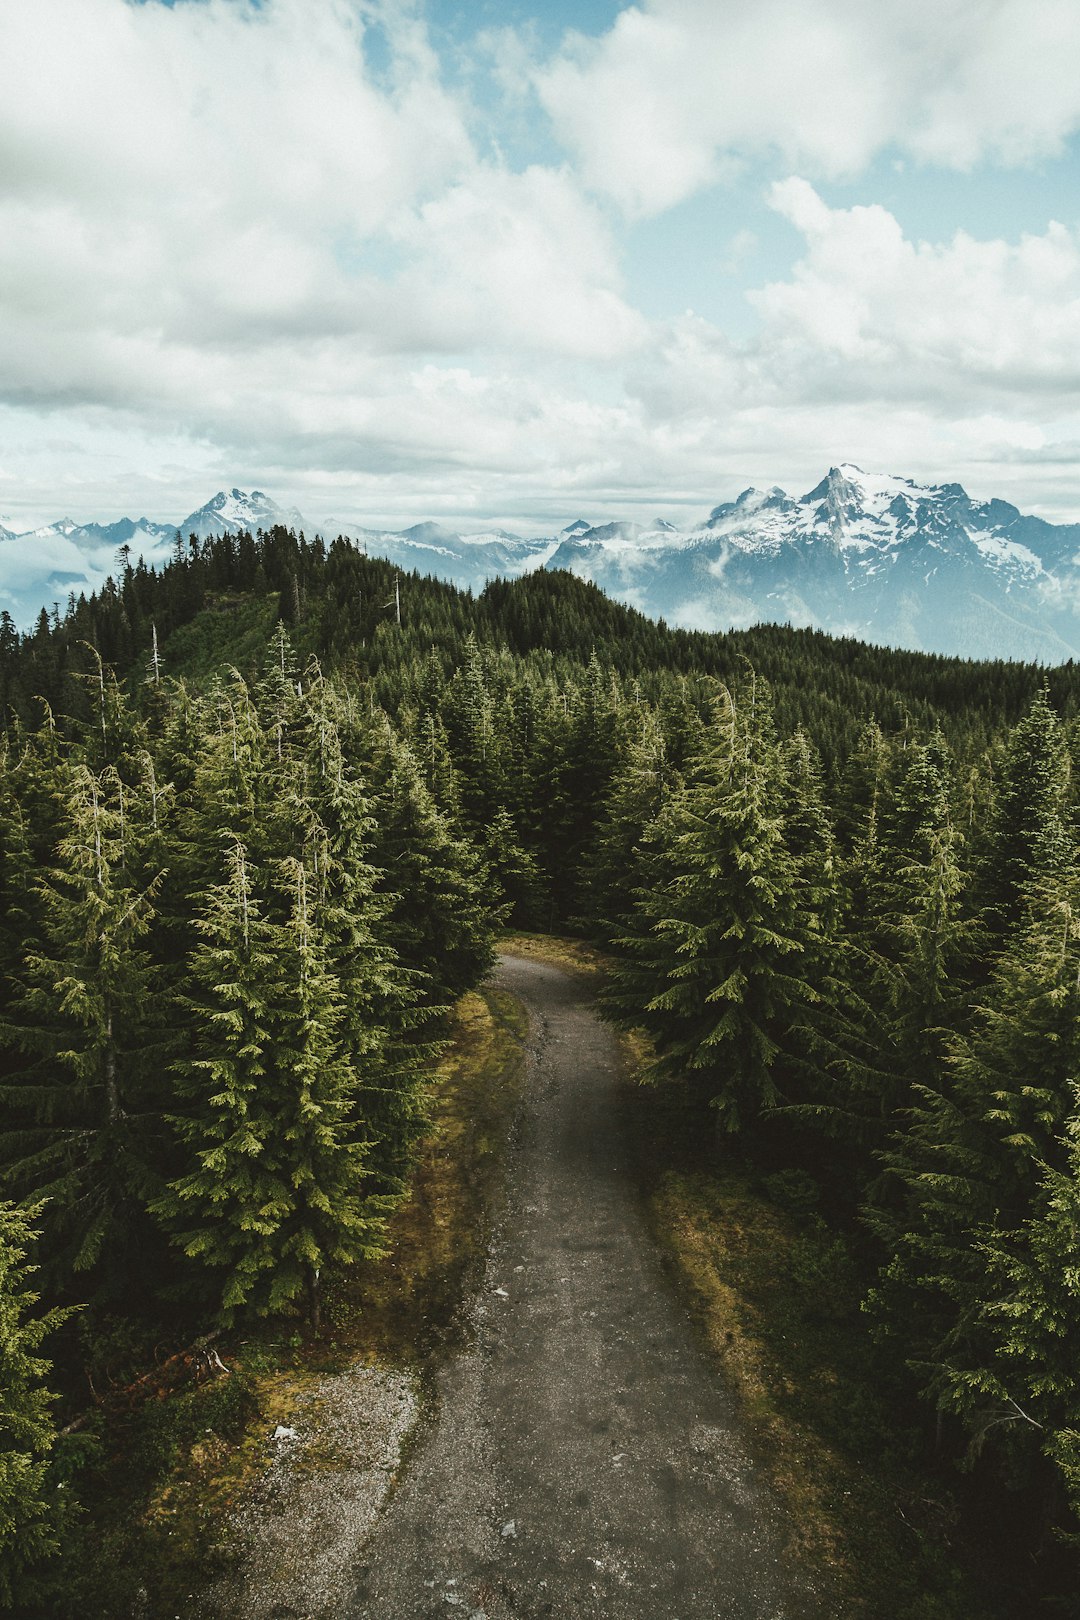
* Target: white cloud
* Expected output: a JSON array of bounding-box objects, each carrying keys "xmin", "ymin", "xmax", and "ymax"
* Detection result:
[
  {"xmin": 391, "ymin": 166, "xmax": 646, "ymax": 360},
  {"xmin": 0, "ymin": 1, "xmax": 640, "ymax": 404},
  {"xmin": 750, "ymin": 179, "xmax": 1080, "ymax": 398},
  {"xmin": 536, "ymin": 0, "xmax": 1080, "ymax": 216},
  {"xmin": 3, "ymin": 0, "xmax": 1080, "ymax": 552},
  {"xmin": 2, "ymin": 0, "xmax": 466, "ymax": 237}
]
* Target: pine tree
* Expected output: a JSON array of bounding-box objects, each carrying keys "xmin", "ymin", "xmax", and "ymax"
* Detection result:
[
  {"xmin": 579, "ymin": 705, "xmax": 679, "ymax": 945},
  {"xmin": 444, "ymin": 633, "xmax": 502, "ymax": 830},
  {"xmin": 0, "ymin": 1201, "xmax": 71, "ymax": 1609},
  {"xmin": 977, "ymin": 1106, "xmax": 1080, "ymax": 1522},
  {"xmin": 293, "ymin": 686, "xmax": 435, "ymax": 1196},
  {"xmin": 0, "ymin": 762, "xmax": 169, "ymax": 1296},
  {"xmin": 979, "ymin": 686, "xmax": 1070, "ymax": 948},
  {"xmin": 155, "ymin": 841, "xmax": 384, "ymax": 1329},
  {"xmin": 359, "ymin": 712, "xmax": 496, "ymax": 1003},
  {"xmin": 604, "ymin": 683, "xmax": 816, "ymax": 1133},
  {"xmin": 869, "ymin": 875, "xmax": 1080, "ymax": 1467}
]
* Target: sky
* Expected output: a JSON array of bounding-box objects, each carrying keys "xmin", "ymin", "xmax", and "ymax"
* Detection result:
[{"xmin": 3, "ymin": 0, "xmax": 1080, "ymax": 538}]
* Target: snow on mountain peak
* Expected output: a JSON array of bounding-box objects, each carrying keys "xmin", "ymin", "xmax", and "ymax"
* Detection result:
[
  {"xmin": 6, "ymin": 468, "xmax": 1080, "ymax": 661},
  {"xmin": 793, "ymin": 464, "xmax": 963, "ymax": 553},
  {"xmin": 180, "ymin": 487, "xmax": 305, "ymax": 539},
  {"xmin": 807, "ymin": 464, "xmax": 972, "ymax": 517}
]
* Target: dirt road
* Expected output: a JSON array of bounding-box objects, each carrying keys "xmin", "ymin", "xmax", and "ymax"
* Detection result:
[{"xmin": 348, "ymin": 953, "xmax": 820, "ymax": 1619}]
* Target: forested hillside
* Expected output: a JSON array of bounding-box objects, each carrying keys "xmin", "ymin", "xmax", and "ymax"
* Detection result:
[{"xmin": 4, "ymin": 526, "xmax": 1080, "ymax": 1611}]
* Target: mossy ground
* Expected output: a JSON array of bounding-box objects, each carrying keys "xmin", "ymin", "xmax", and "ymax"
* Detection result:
[
  {"xmin": 47, "ymin": 982, "xmax": 528, "ymax": 1619},
  {"xmin": 499, "ymin": 929, "xmax": 610, "ymax": 977},
  {"xmin": 159, "ymin": 593, "xmax": 283, "ymax": 681}
]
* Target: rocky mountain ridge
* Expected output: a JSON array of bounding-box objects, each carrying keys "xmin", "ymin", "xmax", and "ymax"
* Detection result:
[
  {"xmin": 5, "ymin": 467, "xmax": 1080, "ymax": 660},
  {"xmin": 543, "ymin": 464, "xmax": 1080, "ymax": 660}
]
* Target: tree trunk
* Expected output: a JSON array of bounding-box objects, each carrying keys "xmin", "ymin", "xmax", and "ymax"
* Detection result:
[
  {"xmin": 104, "ymin": 998, "xmax": 120, "ymax": 1122},
  {"xmin": 306, "ymin": 1263, "xmax": 322, "ymax": 1337}
]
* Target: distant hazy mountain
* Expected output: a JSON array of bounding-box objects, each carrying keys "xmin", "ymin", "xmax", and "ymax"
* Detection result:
[
  {"xmin": 0, "ymin": 491, "xmax": 301, "ymax": 626},
  {"xmin": 328, "ymin": 519, "xmax": 557, "ymax": 594},
  {"xmin": 0, "ymin": 515, "xmax": 177, "ymax": 627},
  {"xmin": 5, "ymin": 468, "xmax": 1080, "ymax": 661}
]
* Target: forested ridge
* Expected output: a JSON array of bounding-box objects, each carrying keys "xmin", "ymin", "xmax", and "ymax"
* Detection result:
[{"xmin": 4, "ymin": 525, "xmax": 1080, "ymax": 1611}]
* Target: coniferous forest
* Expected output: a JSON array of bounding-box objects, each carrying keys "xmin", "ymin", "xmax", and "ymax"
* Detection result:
[{"xmin": 7, "ymin": 526, "xmax": 1080, "ymax": 1611}]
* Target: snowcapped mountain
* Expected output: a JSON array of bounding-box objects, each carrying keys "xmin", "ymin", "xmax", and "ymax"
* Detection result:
[
  {"xmin": 0, "ymin": 488, "xmax": 555, "ymax": 627},
  {"xmin": 77, "ymin": 516, "xmax": 177, "ymax": 549},
  {"xmin": 0, "ymin": 490, "xmax": 310, "ymax": 626},
  {"xmin": 179, "ymin": 488, "xmax": 305, "ymax": 541},
  {"xmin": 5, "ymin": 469, "xmax": 1080, "ymax": 660},
  {"xmin": 0, "ymin": 514, "xmax": 174, "ymax": 550},
  {"xmin": 0, "ymin": 512, "xmax": 177, "ymax": 627},
  {"xmin": 542, "ymin": 465, "xmax": 1080, "ymax": 663}
]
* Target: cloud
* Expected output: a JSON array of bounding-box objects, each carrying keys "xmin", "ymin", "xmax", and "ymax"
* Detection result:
[
  {"xmin": 0, "ymin": 1, "xmax": 640, "ymax": 406},
  {"xmin": 2, "ymin": 0, "xmax": 467, "ymax": 237},
  {"xmin": 0, "ymin": 0, "xmax": 650, "ymax": 536},
  {"xmin": 600, "ymin": 181, "xmax": 1080, "ymax": 521},
  {"xmin": 0, "ymin": 524, "xmax": 176, "ymax": 626},
  {"xmin": 750, "ymin": 179, "xmax": 1080, "ymax": 400},
  {"xmin": 391, "ymin": 166, "xmax": 647, "ymax": 361},
  {"xmin": 536, "ymin": 0, "xmax": 1080, "ymax": 216},
  {"xmin": 3, "ymin": 0, "xmax": 1080, "ymax": 549}
]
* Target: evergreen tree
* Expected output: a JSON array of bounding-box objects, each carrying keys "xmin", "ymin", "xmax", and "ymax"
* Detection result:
[
  {"xmin": 0, "ymin": 762, "xmax": 169, "ymax": 1298},
  {"xmin": 579, "ymin": 706, "xmax": 678, "ymax": 946},
  {"xmin": 604, "ymin": 685, "xmax": 816, "ymax": 1132},
  {"xmin": 443, "ymin": 633, "xmax": 502, "ymax": 830},
  {"xmin": 154, "ymin": 841, "xmax": 384, "ymax": 1329},
  {"xmin": 979, "ymin": 687, "xmax": 1071, "ymax": 948},
  {"xmin": 293, "ymin": 687, "xmax": 435, "ymax": 1195},
  {"xmin": 0, "ymin": 1201, "xmax": 71, "ymax": 1609},
  {"xmin": 359, "ymin": 719, "xmax": 489, "ymax": 998},
  {"xmin": 870, "ymin": 876, "xmax": 1080, "ymax": 1476},
  {"xmin": 977, "ymin": 1106, "xmax": 1080, "ymax": 1523}
]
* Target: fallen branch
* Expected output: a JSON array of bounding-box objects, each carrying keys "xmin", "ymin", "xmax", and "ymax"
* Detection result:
[{"xmin": 60, "ymin": 1331, "xmax": 228, "ymax": 1436}]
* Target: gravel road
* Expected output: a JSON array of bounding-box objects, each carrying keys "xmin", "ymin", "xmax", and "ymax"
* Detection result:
[{"xmin": 349, "ymin": 952, "xmax": 821, "ymax": 1619}]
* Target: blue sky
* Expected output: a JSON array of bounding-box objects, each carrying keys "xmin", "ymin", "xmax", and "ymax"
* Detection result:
[{"xmin": 2, "ymin": 0, "xmax": 1080, "ymax": 545}]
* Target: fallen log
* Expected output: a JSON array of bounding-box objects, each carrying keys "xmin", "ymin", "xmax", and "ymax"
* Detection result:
[{"xmin": 60, "ymin": 1331, "xmax": 228, "ymax": 1436}]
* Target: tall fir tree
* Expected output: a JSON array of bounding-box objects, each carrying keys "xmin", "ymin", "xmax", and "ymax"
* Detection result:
[
  {"xmin": 0, "ymin": 761, "xmax": 170, "ymax": 1300},
  {"xmin": 869, "ymin": 874, "xmax": 1080, "ymax": 1484},
  {"xmin": 604, "ymin": 684, "xmax": 817, "ymax": 1132},
  {"xmin": 979, "ymin": 686, "xmax": 1071, "ymax": 950},
  {"xmin": 154, "ymin": 840, "xmax": 385, "ymax": 1329}
]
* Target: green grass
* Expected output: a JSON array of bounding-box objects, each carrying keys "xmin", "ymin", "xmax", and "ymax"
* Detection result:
[
  {"xmin": 322, "ymin": 984, "xmax": 528, "ymax": 1361},
  {"xmin": 500, "ymin": 929, "xmax": 611, "ymax": 976}
]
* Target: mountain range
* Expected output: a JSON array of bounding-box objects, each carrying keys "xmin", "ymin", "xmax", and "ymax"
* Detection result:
[{"xmin": 5, "ymin": 468, "xmax": 1080, "ymax": 663}]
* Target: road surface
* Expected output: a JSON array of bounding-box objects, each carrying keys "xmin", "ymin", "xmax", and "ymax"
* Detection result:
[{"xmin": 348, "ymin": 953, "xmax": 820, "ymax": 1619}]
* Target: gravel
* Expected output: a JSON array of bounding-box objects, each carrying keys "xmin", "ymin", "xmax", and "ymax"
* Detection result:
[{"xmin": 194, "ymin": 1363, "xmax": 419, "ymax": 1620}]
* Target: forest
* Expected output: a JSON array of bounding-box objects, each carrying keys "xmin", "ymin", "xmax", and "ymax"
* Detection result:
[{"xmin": 3, "ymin": 524, "xmax": 1080, "ymax": 1612}]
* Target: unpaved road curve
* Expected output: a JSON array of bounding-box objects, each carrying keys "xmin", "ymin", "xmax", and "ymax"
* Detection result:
[{"xmin": 349, "ymin": 954, "xmax": 821, "ymax": 1619}]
